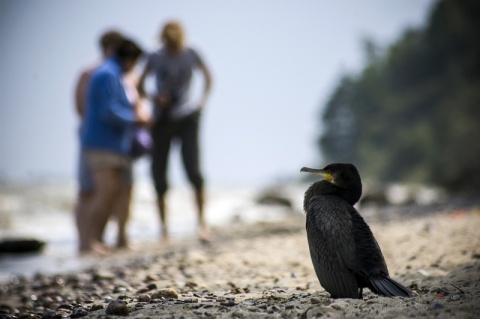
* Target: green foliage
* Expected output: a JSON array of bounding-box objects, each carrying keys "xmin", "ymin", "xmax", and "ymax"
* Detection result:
[{"xmin": 319, "ymin": 0, "xmax": 480, "ymax": 193}]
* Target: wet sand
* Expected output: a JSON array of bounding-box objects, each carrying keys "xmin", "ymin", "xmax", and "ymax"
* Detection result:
[{"xmin": 1, "ymin": 203, "xmax": 479, "ymax": 318}]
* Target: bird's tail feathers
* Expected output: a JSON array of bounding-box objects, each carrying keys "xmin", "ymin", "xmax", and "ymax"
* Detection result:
[{"xmin": 369, "ymin": 277, "xmax": 414, "ymax": 297}]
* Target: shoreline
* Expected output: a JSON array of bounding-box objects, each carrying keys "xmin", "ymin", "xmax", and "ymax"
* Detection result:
[{"xmin": 1, "ymin": 205, "xmax": 479, "ymax": 318}]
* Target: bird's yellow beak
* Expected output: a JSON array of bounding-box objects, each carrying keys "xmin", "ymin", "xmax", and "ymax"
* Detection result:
[{"xmin": 300, "ymin": 167, "xmax": 333, "ymax": 182}]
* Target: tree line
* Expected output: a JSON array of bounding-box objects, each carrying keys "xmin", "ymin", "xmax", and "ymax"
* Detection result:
[{"xmin": 319, "ymin": 0, "xmax": 480, "ymax": 193}]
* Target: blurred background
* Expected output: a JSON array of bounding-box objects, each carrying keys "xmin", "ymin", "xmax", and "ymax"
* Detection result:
[
  {"xmin": 4, "ymin": 0, "xmax": 479, "ymax": 277},
  {"xmin": 0, "ymin": 0, "xmax": 436, "ymax": 186}
]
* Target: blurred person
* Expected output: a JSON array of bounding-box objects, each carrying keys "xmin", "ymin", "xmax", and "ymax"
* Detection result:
[
  {"xmin": 115, "ymin": 58, "xmax": 152, "ymax": 249},
  {"xmin": 74, "ymin": 32, "xmax": 150, "ymax": 253},
  {"xmin": 73, "ymin": 30, "xmax": 126, "ymax": 252},
  {"xmin": 81, "ymin": 38, "xmax": 148, "ymax": 254},
  {"xmin": 138, "ymin": 20, "xmax": 212, "ymax": 244}
]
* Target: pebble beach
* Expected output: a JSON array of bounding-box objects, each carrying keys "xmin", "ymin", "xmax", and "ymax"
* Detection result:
[{"xmin": 1, "ymin": 198, "xmax": 480, "ymax": 319}]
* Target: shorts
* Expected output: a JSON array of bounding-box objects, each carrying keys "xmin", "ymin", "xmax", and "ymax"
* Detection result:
[
  {"xmin": 81, "ymin": 149, "xmax": 133, "ymax": 191},
  {"xmin": 86, "ymin": 150, "xmax": 131, "ymax": 169}
]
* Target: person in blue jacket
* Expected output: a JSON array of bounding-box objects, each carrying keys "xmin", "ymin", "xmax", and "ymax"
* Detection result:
[
  {"xmin": 82, "ymin": 38, "xmax": 148, "ymax": 254},
  {"xmin": 74, "ymin": 30, "xmax": 126, "ymax": 253}
]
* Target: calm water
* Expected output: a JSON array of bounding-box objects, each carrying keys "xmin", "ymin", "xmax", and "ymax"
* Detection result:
[{"xmin": 0, "ymin": 179, "xmax": 305, "ymax": 281}]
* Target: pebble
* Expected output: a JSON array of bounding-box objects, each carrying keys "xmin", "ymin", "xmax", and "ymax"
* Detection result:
[
  {"xmin": 146, "ymin": 283, "xmax": 157, "ymax": 290},
  {"xmin": 92, "ymin": 271, "xmax": 115, "ymax": 281},
  {"xmin": 0, "ymin": 305, "xmax": 14, "ymax": 315},
  {"xmin": 90, "ymin": 304, "xmax": 104, "ymax": 311},
  {"xmin": 70, "ymin": 307, "xmax": 89, "ymax": 318},
  {"xmin": 449, "ymin": 294, "xmax": 463, "ymax": 301},
  {"xmin": 40, "ymin": 311, "xmax": 59, "ymax": 319},
  {"xmin": 104, "ymin": 296, "xmax": 114, "ymax": 303},
  {"xmin": 136, "ymin": 287, "xmax": 149, "ymax": 293},
  {"xmin": 220, "ymin": 299, "xmax": 236, "ymax": 307},
  {"xmin": 137, "ymin": 294, "xmax": 151, "ymax": 303},
  {"xmin": 431, "ymin": 303, "xmax": 444, "ymax": 310},
  {"xmin": 330, "ymin": 303, "xmax": 342, "ymax": 310},
  {"xmin": 417, "ymin": 269, "xmax": 430, "ymax": 277},
  {"xmin": 57, "ymin": 304, "xmax": 73, "ymax": 311},
  {"xmin": 151, "ymin": 288, "xmax": 179, "ymax": 299},
  {"xmin": 105, "ymin": 300, "xmax": 129, "ymax": 316},
  {"xmin": 183, "ymin": 298, "xmax": 199, "ymax": 303}
]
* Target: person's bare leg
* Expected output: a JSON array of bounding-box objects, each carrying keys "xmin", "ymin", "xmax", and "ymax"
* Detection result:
[
  {"xmin": 87, "ymin": 168, "xmax": 123, "ymax": 254},
  {"xmin": 75, "ymin": 192, "xmax": 93, "ymax": 252},
  {"xmin": 114, "ymin": 184, "xmax": 132, "ymax": 249},
  {"xmin": 157, "ymin": 194, "xmax": 170, "ymax": 244},
  {"xmin": 195, "ymin": 188, "xmax": 210, "ymax": 242}
]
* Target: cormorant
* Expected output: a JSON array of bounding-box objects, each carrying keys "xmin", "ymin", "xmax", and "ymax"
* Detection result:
[{"xmin": 301, "ymin": 163, "xmax": 414, "ymax": 299}]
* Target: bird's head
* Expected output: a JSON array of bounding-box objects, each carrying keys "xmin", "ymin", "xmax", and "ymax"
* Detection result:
[{"xmin": 300, "ymin": 163, "xmax": 362, "ymax": 205}]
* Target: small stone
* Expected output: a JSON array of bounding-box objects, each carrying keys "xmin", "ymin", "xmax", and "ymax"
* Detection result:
[
  {"xmin": 92, "ymin": 271, "xmax": 115, "ymax": 281},
  {"xmin": 331, "ymin": 303, "xmax": 342, "ymax": 310},
  {"xmin": 144, "ymin": 274, "xmax": 157, "ymax": 282},
  {"xmin": 136, "ymin": 287, "xmax": 149, "ymax": 294},
  {"xmin": 90, "ymin": 304, "xmax": 104, "ymax": 311},
  {"xmin": 113, "ymin": 286, "xmax": 128, "ymax": 293},
  {"xmin": 57, "ymin": 304, "xmax": 73, "ymax": 311},
  {"xmin": 41, "ymin": 311, "xmax": 58, "ymax": 319},
  {"xmin": 183, "ymin": 298, "xmax": 199, "ymax": 303},
  {"xmin": 149, "ymin": 298, "xmax": 162, "ymax": 304},
  {"xmin": 138, "ymin": 294, "xmax": 151, "ymax": 303},
  {"xmin": 220, "ymin": 300, "xmax": 236, "ymax": 307},
  {"xmin": 270, "ymin": 305, "xmax": 280, "ymax": 311},
  {"xmin": 151, "ymin": 288, "xmax": 179, "ymax": 299},
  {"xmin": 147, "ymin": 283, "xmax": 157, "ymax": 290},
  {"xmin": 432, "ymin": 303, "xmax": 444, "ymax": 310},
  {"xmin": 0, "ymin": 304, "xmax": 14, "ymax": 314},
  {"xmin": 71, "ymin": 307, "xmax": 89, "ymax": 318},
  {"xmin": 185, "ymin": 281, "xmax": 198, "ymax": 289},
  {"xmin": 105, "ymin": 300, "xmax": 129, "ymax": 316},
  {"xmin": 417, "ymin": 269, "xmax": 430, "ymax": 277}
]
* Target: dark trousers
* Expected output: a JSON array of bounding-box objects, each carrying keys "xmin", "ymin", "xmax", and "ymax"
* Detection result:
[{"xmin": 150, "ymin": 112, "xmax": 204, "ymax": 195}]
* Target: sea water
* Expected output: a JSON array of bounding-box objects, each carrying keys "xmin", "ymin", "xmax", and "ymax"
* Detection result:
[{"xmin": 0, "ymin": 178, "xmax": 305, "ymax": 281}]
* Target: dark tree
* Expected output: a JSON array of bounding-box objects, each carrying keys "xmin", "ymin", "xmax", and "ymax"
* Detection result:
[{"xmin": 319, "ymin": 0, "xmax": 480, "ymax": 193}]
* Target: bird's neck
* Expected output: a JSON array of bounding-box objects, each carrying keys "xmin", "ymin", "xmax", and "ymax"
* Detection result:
[{"xmin": 306, "ymin": 180, "xmax": 361, "ymax": 206}]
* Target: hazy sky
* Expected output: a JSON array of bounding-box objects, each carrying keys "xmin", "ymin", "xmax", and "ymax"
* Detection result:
[{"xmin": 0, "ymin": 0, "xmax": 435, "ymax": 187}]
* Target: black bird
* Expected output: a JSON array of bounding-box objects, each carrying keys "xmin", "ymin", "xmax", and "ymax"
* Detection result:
[{"xmin": 301, "ymin": 163, "xmax": 414, "ymax": 299}]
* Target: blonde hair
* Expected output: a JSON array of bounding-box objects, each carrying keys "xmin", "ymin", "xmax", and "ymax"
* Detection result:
[{"xmin": 160, "ymin": 21, "xmax": 185, "ymax": 52}]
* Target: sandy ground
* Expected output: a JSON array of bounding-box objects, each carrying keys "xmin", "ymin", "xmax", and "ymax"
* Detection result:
[{"xmin": 1, "ymin": 203, "xmax": 479, "ymax": 318}]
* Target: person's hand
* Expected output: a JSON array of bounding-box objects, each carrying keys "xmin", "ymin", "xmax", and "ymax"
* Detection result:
[
  {"xmin": 196, "ymin": 101, "xmax": 205, "ymax": 112},
  {"xmin": 135, "ymin": 111, "xmax": 153, "ymax": 127},
  {"xmin": 154, "ymin": 93, "xmax": 170, "ymax": 109}
]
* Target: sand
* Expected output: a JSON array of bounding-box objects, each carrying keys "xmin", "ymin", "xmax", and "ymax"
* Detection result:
[{"xmin": 1, "ymin": 203, "xmax": 479, "ymax": 318}]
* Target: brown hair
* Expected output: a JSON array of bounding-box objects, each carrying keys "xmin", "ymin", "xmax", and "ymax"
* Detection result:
[
  {"xmin": 116, "ymin": 38, "xmax": 143, "ymax": 61},
  {"xmin": 99, "ymin": 30, "xmax": 124, "ymax": 52},
  {"xmin": 160, "ymin": 21, "xmax": 185, "ymax": 52}
]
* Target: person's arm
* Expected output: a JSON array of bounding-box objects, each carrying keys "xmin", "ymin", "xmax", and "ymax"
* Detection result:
[
  {"xmin": 197, "ymin": 59, "xmax": 212, "ymax": 111},
  {"xmin": 74, "ymin": 70, "xmax": 90, "ymax": 119},
  {"xmin": 137, "ymin": 60, "xmax": 152, "ymax": 98},
  {"xmin": 127, "ymin": 71, "xmax": 152, "ymax": 126}
]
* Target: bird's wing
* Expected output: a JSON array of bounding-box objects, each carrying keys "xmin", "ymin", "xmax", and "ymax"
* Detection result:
[
  {"xmin": 306, "ymin": 195, "xmax": 358, "ymax": 298},
  {"xmin": 349, "ymin": 209, "xmax": 389, "ymax": 278}
]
